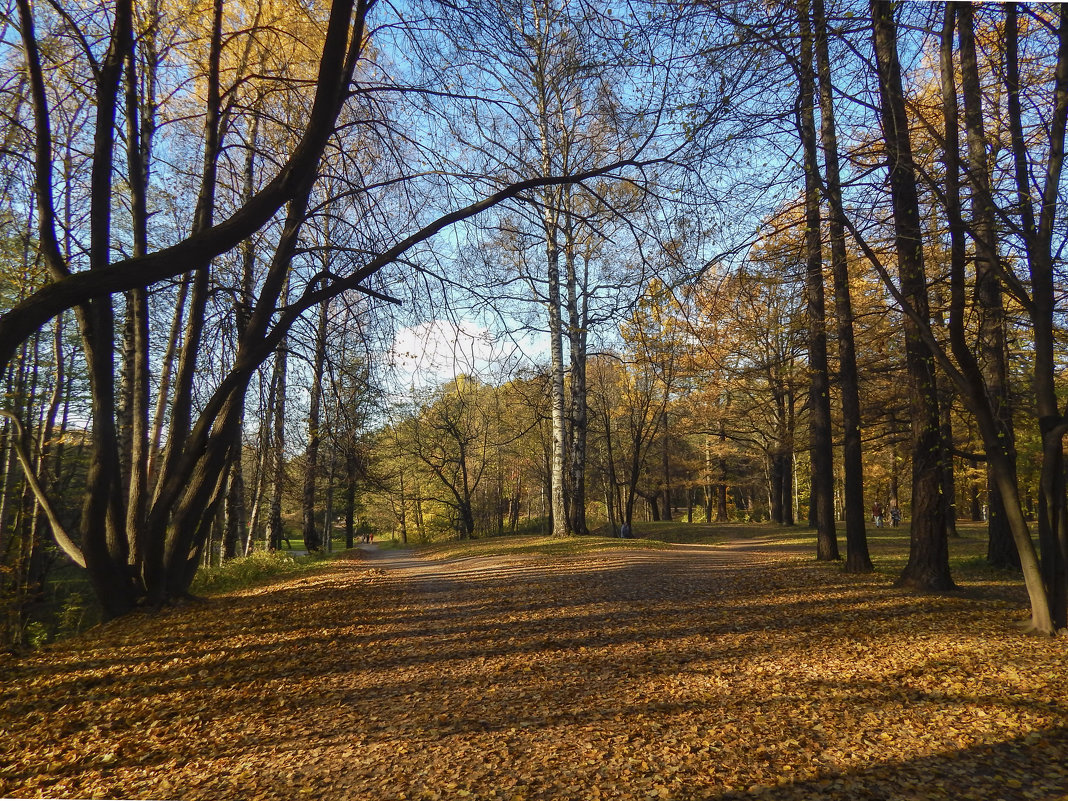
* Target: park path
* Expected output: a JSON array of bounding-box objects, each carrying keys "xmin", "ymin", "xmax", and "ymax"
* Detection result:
[
  {"xmin": 352, "ymin": 536, "xmax": 798, "ymax": 597},
  {"xmin": 2, "ymin": 536, "xmax": 1067, "ymax": 801}
]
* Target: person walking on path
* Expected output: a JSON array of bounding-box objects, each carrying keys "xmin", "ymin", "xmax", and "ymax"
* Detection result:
[{"xmin": 872, "ymin": 501, "xmax": 884, "ymax": 528}]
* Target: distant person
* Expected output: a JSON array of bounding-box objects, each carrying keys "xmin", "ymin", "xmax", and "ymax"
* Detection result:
[
  {"xmin": 872, "ymin": 501, "xmax": 884, "ymax": 528},
  {"xmin": 620, "ymin": 522, "xmax": 631, "ymax": 539},
  {"xmin": 889, "ymin": 497, "xmax": 901, "ymax": 527}
]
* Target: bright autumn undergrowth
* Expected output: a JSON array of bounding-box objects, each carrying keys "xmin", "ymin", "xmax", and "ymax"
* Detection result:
[
  {"xmin": 190, "ymin": 547, "xmax": 370, "ymax": 596},
  {"xmin": 189, "ymin": 550, "xmax": 312, "ymax": 595},
  {"xmin": 1, "ymin": 529, "xmax": 1066, "ymax": 801}
]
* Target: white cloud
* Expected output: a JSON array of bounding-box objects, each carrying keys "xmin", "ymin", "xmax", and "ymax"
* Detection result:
[{"xmin": 388, "ymin": 319, "xmax": 497, "ymax": 388}]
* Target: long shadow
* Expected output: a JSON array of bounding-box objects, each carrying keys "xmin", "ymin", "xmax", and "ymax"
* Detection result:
[
  {"xmin": 0, "ymin": 553, "xmax": 1029, "ymax": 708},
  {"xmin": 701, "ymin": 725, "xmax": 1068, "ymax": 800},
  {"xmin": 0, "ymin": 547, "xmax": 1057, "ymax": 799}
]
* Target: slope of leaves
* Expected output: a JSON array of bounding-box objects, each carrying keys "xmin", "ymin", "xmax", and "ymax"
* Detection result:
[{"xmin": 1, "ymin": 530, "xmax": 1066, "ymax": 800}]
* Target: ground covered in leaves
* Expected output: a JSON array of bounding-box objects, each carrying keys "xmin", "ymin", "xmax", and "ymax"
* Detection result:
[{"xmin": 2, "ymin": 528, "xmax": 1067, "ymax": 800}]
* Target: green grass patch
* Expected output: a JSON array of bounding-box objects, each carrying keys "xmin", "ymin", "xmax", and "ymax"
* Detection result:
[
  {"xmin": 190, "ymin": 550, "xmax": 329, "ymax": 595},
  {"xmin": 279, "ymin": 537, "xmax": 351, "ymax": 554}
]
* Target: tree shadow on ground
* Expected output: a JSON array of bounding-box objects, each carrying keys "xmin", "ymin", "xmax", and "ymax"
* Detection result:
[{"xmin": 0, "ymin": 544, "xmax": 1063, "ymax": 800}]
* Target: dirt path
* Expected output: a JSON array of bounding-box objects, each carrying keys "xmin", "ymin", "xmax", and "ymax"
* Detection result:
[{"xmin": 2, "ymin": 541, "xmax": 1067, "ymax": 800}]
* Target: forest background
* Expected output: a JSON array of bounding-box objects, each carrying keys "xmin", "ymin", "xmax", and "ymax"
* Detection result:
[{"xmin": 1, "ymin": 0, "xmax": 1068, "ymax": 647}]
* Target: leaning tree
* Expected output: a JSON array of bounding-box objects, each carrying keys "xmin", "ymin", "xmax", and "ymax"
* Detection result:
[{"xmin": 0, "ymin": 0, "xmax": 675, "ymax": 617}]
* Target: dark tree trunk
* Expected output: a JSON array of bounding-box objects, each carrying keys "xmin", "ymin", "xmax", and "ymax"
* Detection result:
[
  {"xmin": 813, "ymin": 0, "xmax": 868, "ymax": 571},
  {"xmin": 717, "ymin": 483, "xmax": 729, "ymax": 523},
  {"xmin": 647, "ymin": 493, "xmax": 661, "ymax": 522},
  {"xmin": 926, "ymin": 2, "xmax": 1051, "ymax": 630},
  {"xmin": 1004, "ymin": 2, "xmax": 1068, "ymax": 629},
  {"xmin": 871, "ymin": 0, "xmax": 952, "ymax": 591},
  {"xmin": 798, "ymin": 0, "xmax": 838, "ymax": 559},
  {"xmin": 957, "ymin": 4, "xmax": 1019, "ymax": 569},
  {"xmin": 344, "ymin": 455, "xmax": 357, "ymax": 549},
  {"xmin": 301, "ymin": 299, "xmax": 329, "ymax": 552},
  {"xmin": 565, "ymin": 221, "xmax": 589, "ymax": 536},
  {"xmin": 782, "ymin": 447, "xmax": 795, "ymax": 526},
  {"xmin": 268, "ymin": 335, "xmax": 288, "ymax": 551},
  {"xmin": 769, "ymin": 452, "xmax": 784, "ymax": 525}
]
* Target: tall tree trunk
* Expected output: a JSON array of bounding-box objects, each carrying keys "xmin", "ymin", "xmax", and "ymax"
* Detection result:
[
  {"xmin": 224, "ymin": 111, "xmax": 260, "ymax": 561},
  {"xmin": 147, "ymin": 276, "xmax": 188, "ymax": 486},
  {"xmin": 122, "ymin": 27, "xmax": 152, "ymax": 573},
  {"xmin": 798, "ymin": 0, "xmax": 838, "ymax": 559},
  {"xmin": 564, "ymin": 214, "xmax": 588, "ymax": 535},
  {"xmin": 546, "ymin": 238, "xmax": 569, "ymax": 537},
  {"xmin": 813, "ymin": 0, "xmax": 869, "ymax": 570},
  {"xmin": 769, "ymin": 451, "xmax": 784, "ymax": 525},
  {"xmin": 871, "ymin": 0, "xmax": 952, "ymax": 591},
  {"xmin": 344, "ymin": 451, "xmax": 358, "ymax": 549},
  {"xmin": 268, "ymin": 334, "xmax": 288, "ymax": 551},
  {"xmin": 533, "ymin": 26, "xmax": 570, "ymax": 538},
  {"xmin": 958, "ymin": 4, "xmax": 1019, "ymax": 569},
  {"xmin": 1004, "ymin": 2, "xmax": 1068, "ymax": 629},
  {"xmin": 933, "ymin": 3, "xmax": 1053, "ymax": 631},
  {"xmin": 301, "ymin": 299, "xmax": 330, "ymax": 552},
  {"xmin": 784, "ymin": 400, "xmax": 796, "ymax": 525},
  {"xmin": 64, "ymin": 0, "xmax": 138, "ymax": 618},
  {"xmin": 142, "ymin": 0, "xmax": 225, "ymax": 606},
  {"xmin": 602, "ymin": 404, "xmax": 619, "ymax": 533},
  {"xmin": 661, "ymin": 410, "xmax": 672, "ymax": 522},
  {"xmin": 716, "ymin": 421, "xmax": 730, "ymax": 522}
]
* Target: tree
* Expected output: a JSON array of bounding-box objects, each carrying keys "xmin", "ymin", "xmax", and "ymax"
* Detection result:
[
  {"xmin": 955, "ymin": 4, "xmax": 1017, "ymax": 570},
  {"xmin": 796, "ymin": 0, "xmax": 838, "ymax": 560},
  {"xmin": 1, "ymin": 0, "xmax": 665, "ymax": 617},
  {"xmin": 424, "ymin": 0, "xmax": 750, "ymax": 537},
  {"xmin": 822, "ymin": 1, "xmax": 1066, "ymax": 630},
  {"xmin": 813, "ymin": 0, "xmax": 870, "ymax": 572},
  {"xmin": 869, "ymin": 0, "xmax": 952, "ymax": 592}
]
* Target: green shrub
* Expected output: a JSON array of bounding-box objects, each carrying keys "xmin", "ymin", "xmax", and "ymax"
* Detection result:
[
  {"xmin": 57, "ymin": 592, "xmax": 86, "ymax": 636},
  {"xmin": 23, "ymin": 621, "xmax": 48, "ymax": 649},
  {"xmin": 191, "ymin": 550, "xmax": 307, "ymax": 595}
]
